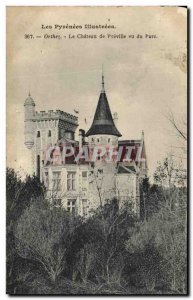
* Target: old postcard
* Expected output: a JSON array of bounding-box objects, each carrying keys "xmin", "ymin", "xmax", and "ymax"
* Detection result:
[{"xmin": 6, "ymin": 6, "xmax": 187, "ymax": 295}]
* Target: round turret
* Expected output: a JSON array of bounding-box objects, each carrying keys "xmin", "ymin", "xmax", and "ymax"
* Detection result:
[
  {"xmin": 86, "ymin": 73, "xmax": 121, "ymax": 140},
  {"xmin": 24, "ymin": 94, "xmax": 35, "ymax": 106},
  {"xmin": 24, "ymin": 92, "xmax": 35, "ymax": 149},
  {"xmin": 86, "ymin": 73, "xmax": 121, "ymax": 150}
]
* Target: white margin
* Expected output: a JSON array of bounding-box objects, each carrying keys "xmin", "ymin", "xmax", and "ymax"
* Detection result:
[{"xmin": 1, "ymin": 0, "xmax": 191, "ymax": 299}]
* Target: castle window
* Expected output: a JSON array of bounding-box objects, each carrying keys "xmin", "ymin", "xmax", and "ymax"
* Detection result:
[
  {"xmin": 44, "ymin": 171, "xmax": 49, "ymax": 188},
  {"xmin": 97, "ymin": 138, "xmax": 100, "ymax": 143},
  {"xmin": 48, "ymin": 130, "xmax": 51, "ymax": 137},
  {"xmin": 36, "ymin": 155, "xmax": 40, "ymax": 179},
  {"xmin": 108, "ymin": 138, "xmax": 111, "ymax": 143},
  {"xmin": 37, "ymin": 131, "xmax": 40, "ymax": 138},
  {"xmin": 67, "ymin": 172, "xmax": 76, "ymax": 191},
  {"xmin": 92, "ymin": 138, "xmax": 94, "ymax": 142},
  {"xmin": 52, "ymin": 171, "xmax": 61, "ymax": 191},
  {"xmin": 82, "ymin": 171, "xmax": 88, "ymax": 191},
  {"xmin": 82, "ymin": 199, "xmax": 88, "ymax": 217},
  {"xmin": 52, "ymin": 198, "xmax": 62, "ymax": 207},
  {"xmin": 67, "ymin": 199, "xmax": 76, "ymax": 214}
]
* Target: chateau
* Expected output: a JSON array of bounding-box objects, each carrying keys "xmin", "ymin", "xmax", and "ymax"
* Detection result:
[{"xmin": 24, "ymin": 74, "xmax": 147, "ymax": 217}]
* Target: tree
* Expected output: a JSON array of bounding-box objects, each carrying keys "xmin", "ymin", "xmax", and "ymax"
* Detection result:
[
  {"xmin": 125, "ymin": 155, "xmax": 187, "ymax": 294},
  {"xmin": 14, "ymin": 202, "xmax": 80, "ymax": 285},
  {"xmin": 6, "ymin": 168, "xmax": 45, "ymax": 294},
  {"xmin": 74, "ymin": 200, "xmax": 136, "ymax": 288},
  {"xmin": 167, "ymin": 112, "xmax": 187, "ymax": 142},
  {"xmin": 7, "ymin": 168, "xmax": 45, "ymax": 228},
  {"xmin": 126, "ymin": 199, "xmax": 187, "ymax": 294}
]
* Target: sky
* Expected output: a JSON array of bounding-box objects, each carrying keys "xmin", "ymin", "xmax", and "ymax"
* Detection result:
[{"xmin": 6, "ymin": 6, "xmax": 187, "ymax": 177}]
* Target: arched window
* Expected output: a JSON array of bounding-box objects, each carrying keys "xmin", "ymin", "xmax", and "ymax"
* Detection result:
[
  {"xmin": 48, "ymin": 130, "xmax": 51, "ymax": 137},
  {"xmin": 97, "ymin": 138, "xmax": 100, "ymax": 143},
  {"xmin": 37, "ymin": 131, "xmax": 40, "ymax": 138}
]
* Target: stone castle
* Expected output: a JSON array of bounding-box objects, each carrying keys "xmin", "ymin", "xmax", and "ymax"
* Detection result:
[{"xmin": 24, "ymin": 74, "xmax": 147, "ymax": 217}]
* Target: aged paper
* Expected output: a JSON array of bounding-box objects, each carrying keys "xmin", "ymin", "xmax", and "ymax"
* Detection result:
[{"xmin": 6, "ymin": 7, "xmax": 187, "ymax": 295}]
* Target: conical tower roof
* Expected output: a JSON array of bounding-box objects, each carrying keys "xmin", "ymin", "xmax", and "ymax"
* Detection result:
[
  {"xmin": 85, "ymin": 73, "xmax": 122, "ymax": 137},
  {"xmin": 24, "ymin": 91, "xmax": 35, "ymax": 106}
]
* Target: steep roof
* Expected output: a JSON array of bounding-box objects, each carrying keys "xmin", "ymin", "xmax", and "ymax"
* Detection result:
[
  {"xmin": 24, "ymin": 92, "xmax": 35, "ymax": 106},
  {"xmin": 118, "ymin": 137, "xmax": 147, "ymax": 167},
  {"xmin": 85, "ymin": 75, "xmax": 122, "ymax": 137}
]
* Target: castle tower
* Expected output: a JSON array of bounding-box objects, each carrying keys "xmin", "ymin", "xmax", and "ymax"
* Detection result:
[
  {"xmin": 24, "ymin": 91, "xmax": 35, "ymax": 149},
  {"xmin": 24, "ymin": 90, "xmax": 79, "ymax": 179},
  {"xmin": 85, "ymin": 72, "xmax": 122, "ymax": 204},
  {"xmin": 85, "ymin": 71, "xmax": 122, "ymax": 147}
]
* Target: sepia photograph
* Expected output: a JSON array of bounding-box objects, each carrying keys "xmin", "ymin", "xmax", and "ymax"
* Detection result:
[{"xmin": 6, "ymin": 6, "xmax": 187, "ymax": 295}]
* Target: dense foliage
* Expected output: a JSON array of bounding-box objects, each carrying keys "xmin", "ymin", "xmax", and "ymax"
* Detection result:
[{"xmin": 6, "ymin": 162, "xmax": 187, "ymax": 295}]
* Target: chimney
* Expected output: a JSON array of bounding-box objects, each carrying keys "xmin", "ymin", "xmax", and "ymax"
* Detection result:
[{"xmin": 79, "ymin": 129, "xmax": 85, "ymax": 148}]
